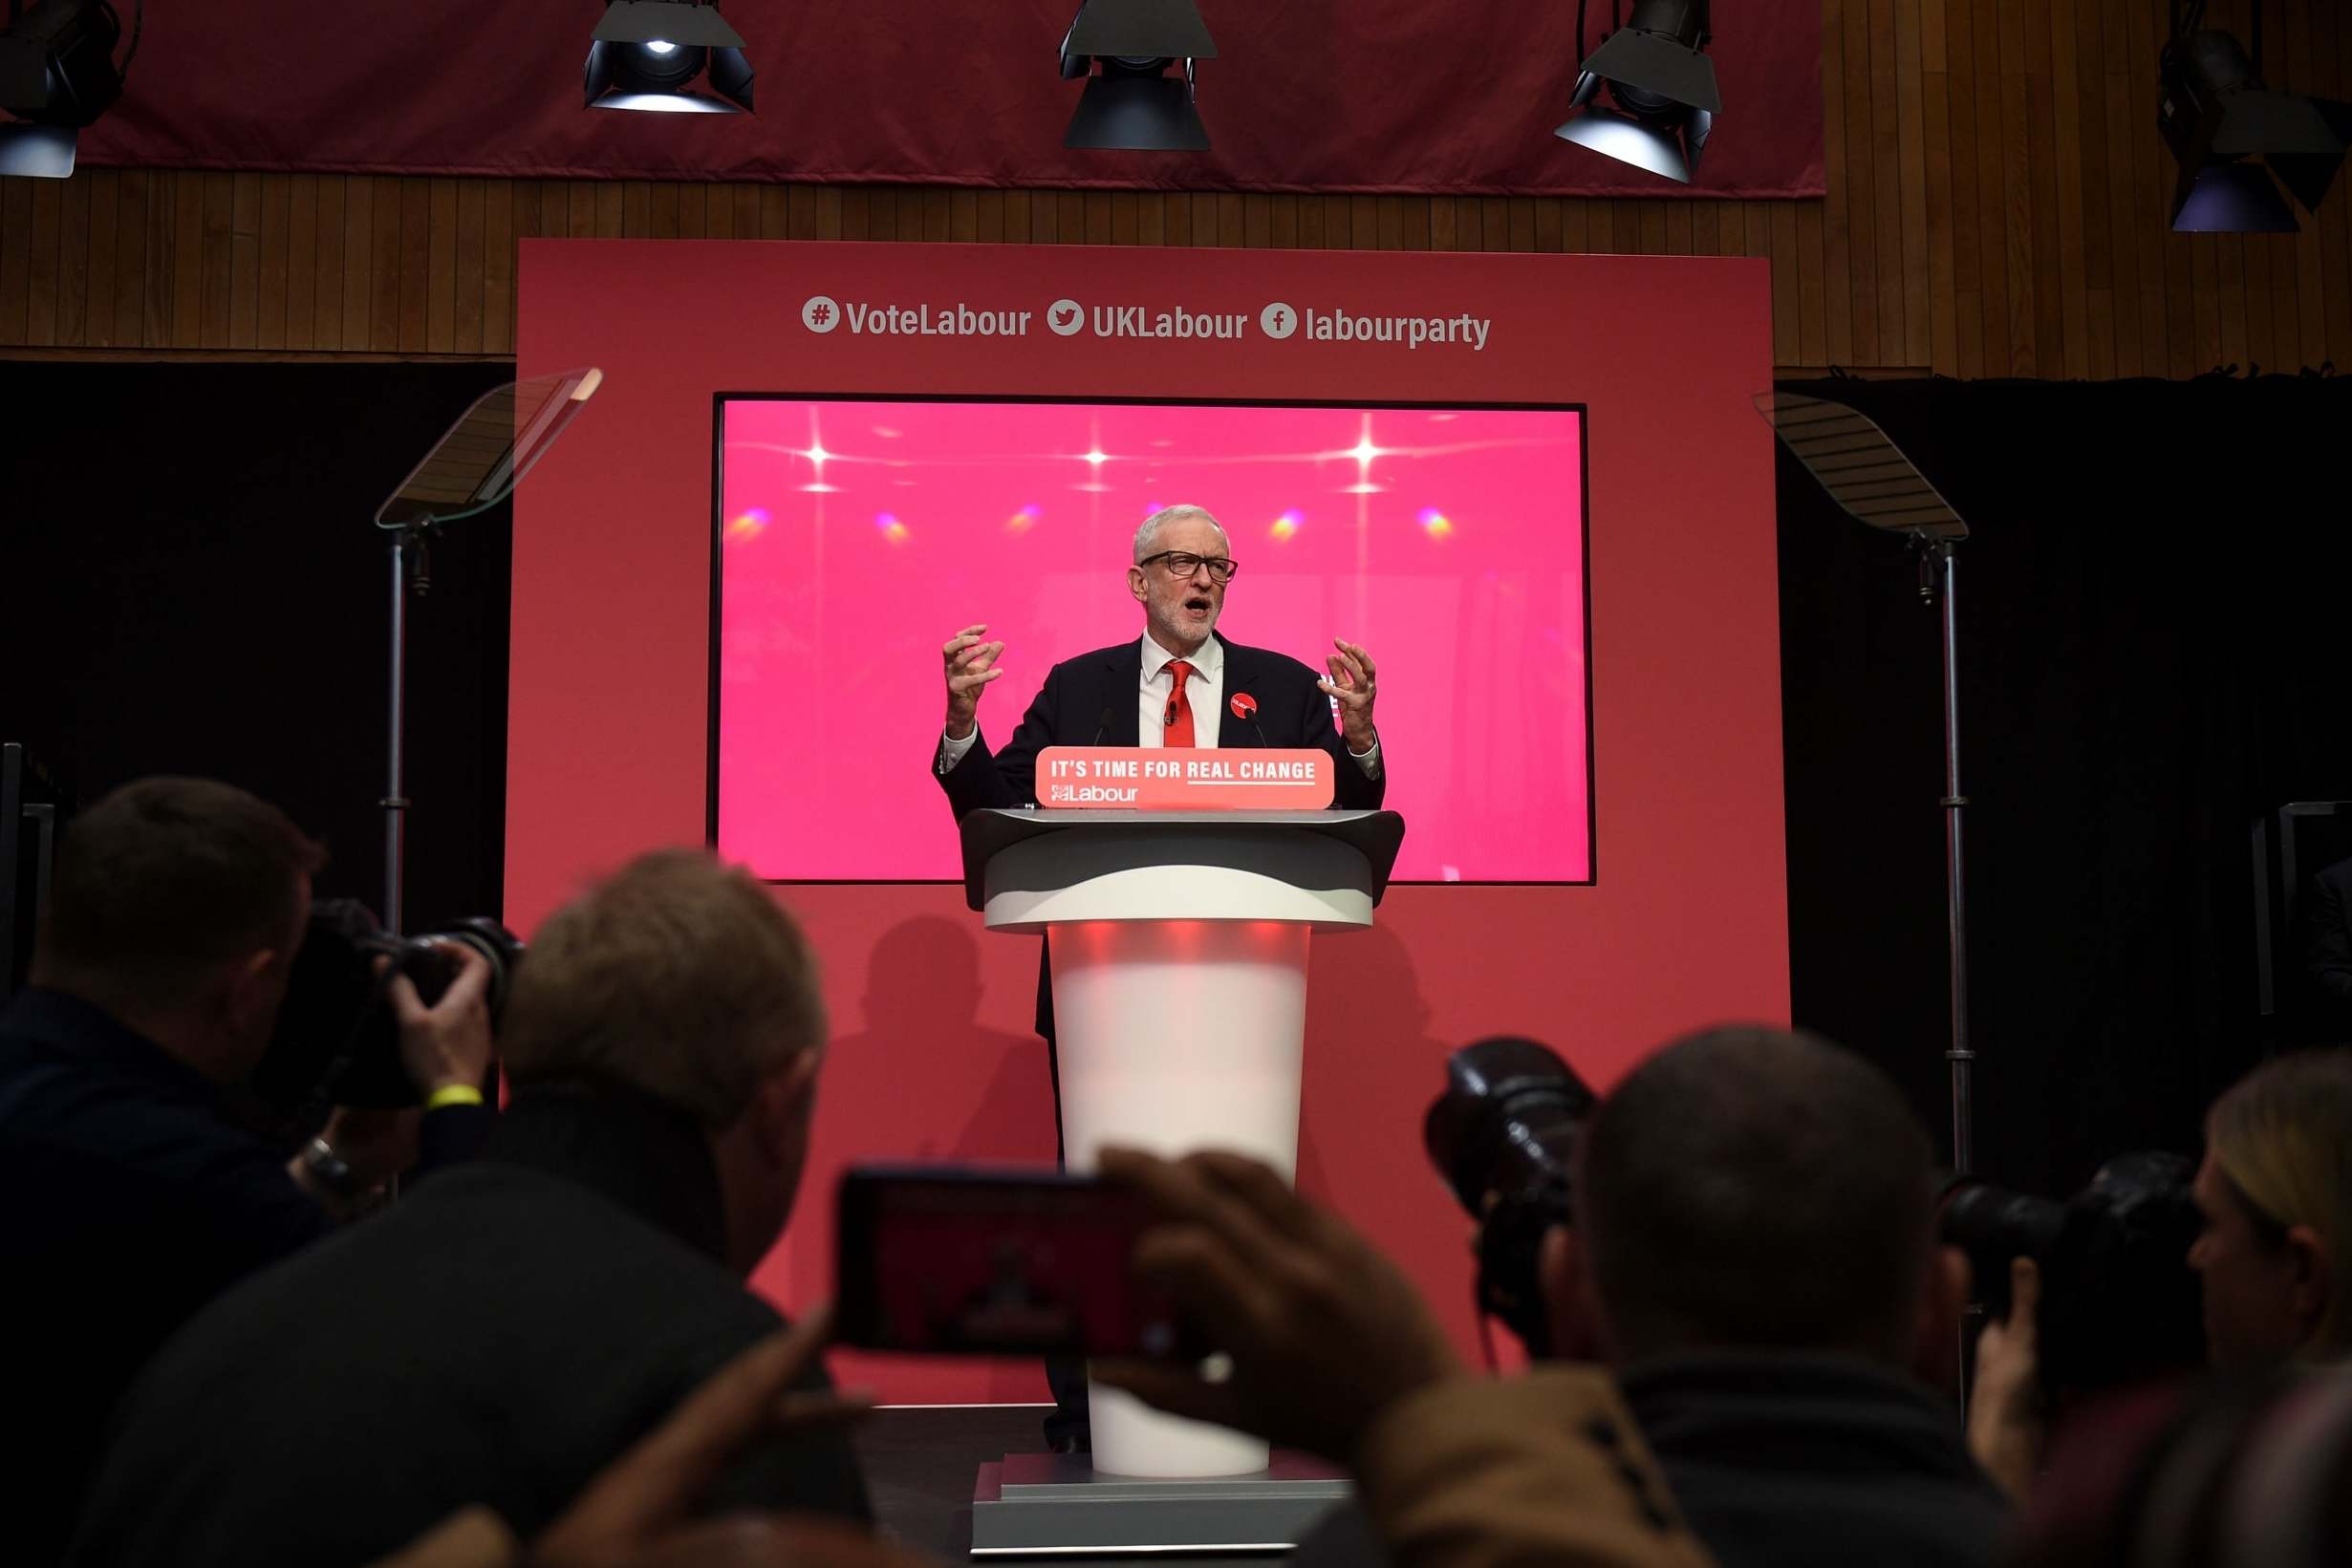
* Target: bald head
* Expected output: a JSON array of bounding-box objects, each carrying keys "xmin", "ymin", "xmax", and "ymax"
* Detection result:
[{"xmin": 1574, "ymin": 1025, "xmax": 1938, "ymax": 1364}]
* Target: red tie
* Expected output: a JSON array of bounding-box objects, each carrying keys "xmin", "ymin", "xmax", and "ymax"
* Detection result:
[{"xmin": 1162, "ymin": 659, "xmax": 1196, "ymax": 747}]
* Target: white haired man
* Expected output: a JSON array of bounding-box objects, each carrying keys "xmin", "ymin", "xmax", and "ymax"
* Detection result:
[{"xmin": 935, "ymin": 502, "xmax": 1386, "ymax": 813}]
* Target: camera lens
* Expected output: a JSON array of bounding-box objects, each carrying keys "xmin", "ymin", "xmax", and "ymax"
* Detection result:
[
  {"xmin": 1424, "ymin": 1037, "xmax": 1596, "ymax": 1217},
  {"xmin": 1423, "ymin": 1037, "xmax": 1596, "ymax": 1356}
]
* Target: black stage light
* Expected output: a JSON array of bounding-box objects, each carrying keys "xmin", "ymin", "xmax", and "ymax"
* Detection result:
[
  {"xmin": 586, "ymin": 0, "xmax": 752, "ymax": 115},
  {"xmin": 1058, "ymin": 0, "xmax": 1217, "ymax": 151},
  {"xmin": 0, "ymin": 0, "xmax": 132, "ymax": 179},
  {"xmin": 1554, "ymin": 0, "xmax": 1719, "ymax": 184},
  {"xmin": 2158, "ymin": 19, "xmax": 2346, "ymax": 233}
]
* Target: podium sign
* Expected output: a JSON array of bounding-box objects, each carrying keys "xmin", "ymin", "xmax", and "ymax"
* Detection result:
[{"xmin": 1036, "ymin": 746, "xmax": 1334, "ymax": 809}]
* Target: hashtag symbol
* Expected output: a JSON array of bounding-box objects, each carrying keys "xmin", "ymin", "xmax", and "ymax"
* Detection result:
[{"xmin": 809, "ymin": 303, "xmax": 831, "ymax": 325}]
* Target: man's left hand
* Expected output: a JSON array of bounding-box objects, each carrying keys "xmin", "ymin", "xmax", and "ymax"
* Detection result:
[
  {"xmin": 389, "ymin": 944, "xmax": 495, "ymax": 1099},
  {"xmin": 1319, "ymin": 638, "xmax": 1379, "ymax": 753}
]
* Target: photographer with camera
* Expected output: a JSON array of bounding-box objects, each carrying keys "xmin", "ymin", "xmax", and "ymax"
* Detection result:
[
  {"xmin": 0, "ymin": 777, "xmax": 495, "ymax": 1563},
  {"xmin": 1094, "ymin": 1147, "xmax": 1712, "ymax": 1568},
  {"xmin": 66, "ymin": 848, "xmax": 871, "ymax": 1568},
  {"xmin": 1531, "ymin": 1025, "xmax": 2007, "ymax": 1568},
  {"xmin": 1965, "ymin": 1048, "xmax": 2352, "ymax": 1501},
  {"xmin": 1297, "ymin": 1024, "xmax": 2005, "ymax": 1568}
]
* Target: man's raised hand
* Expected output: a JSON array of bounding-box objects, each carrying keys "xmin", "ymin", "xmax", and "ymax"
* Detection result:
[
  {"xmin": 1317, "ymin": 638, "xmax": 1379, "ymax": 752},
  {"xmin": 1091, "ymin": 1148, "xmax": 1462, "ymax": 1468},
  {"xmin": 942, "ymin": 624, "xmax": 1005, "ymax": 741}
]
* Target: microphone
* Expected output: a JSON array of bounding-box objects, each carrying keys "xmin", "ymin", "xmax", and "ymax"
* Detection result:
[
  {"xmin": 1090, "ymin": 705, "xmax": 1115, "ymax": 744},
  {"xmin": 1229, "ymin": 691, "xmax": 1270, "ymax": 749}
]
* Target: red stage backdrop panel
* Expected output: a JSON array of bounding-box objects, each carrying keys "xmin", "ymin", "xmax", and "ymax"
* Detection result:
[
  {"xmin": 80, "ymin": 1, "xmax": 1823, "ymax": 198},
  {"xmin": 512, "ymin": 239, "xmax": 1788, "ymax": 1402}
]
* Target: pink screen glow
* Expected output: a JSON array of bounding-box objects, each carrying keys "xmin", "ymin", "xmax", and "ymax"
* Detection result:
[{"xmin": 716, "ymin": 398, "xmax": 1589, "ymax": 882}]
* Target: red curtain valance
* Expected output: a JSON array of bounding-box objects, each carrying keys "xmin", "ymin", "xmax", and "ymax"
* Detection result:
[{"xmin": 76, "ymin": 1, "xmax": 1823, "ymax": 198}]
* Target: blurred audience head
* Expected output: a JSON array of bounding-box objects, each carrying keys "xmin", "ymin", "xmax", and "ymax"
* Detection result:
[
  {"xmin": 2014, "ymin": 1365, "xmax": 2352, "ymax": 1568},
  {"xmin": 2193, "ymin": 1049, "xmax": 2352, "ymax": 1367},
  {"xmin": 1559, "ymin": 1023, "xmax": 1958, "ymax": 1370},
  {"xmin": 501, "ymin": 848, "xmax": 830, "ymax": 1273},
  {"xmin": 30, "ymin": 776, "xmax": 323, "ymax": 1081}
]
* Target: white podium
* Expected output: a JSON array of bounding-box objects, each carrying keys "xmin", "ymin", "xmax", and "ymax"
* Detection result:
[{"xmin": 959, "ymin": 807, "xmax": 1404, "ymax": 1542}]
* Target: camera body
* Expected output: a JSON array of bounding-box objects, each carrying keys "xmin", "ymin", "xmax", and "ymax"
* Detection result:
[
  {"xmin": 1941, "ymin": 1151, "xmax": 2206, "ymax": 1398},
  {"xmin": 248, "ymin": 898, "xmax": 520, "ymax": 1112},
  {"xmin": 1423, "ymin": 1036, "xmax": 1597, "ymax": 1356}
]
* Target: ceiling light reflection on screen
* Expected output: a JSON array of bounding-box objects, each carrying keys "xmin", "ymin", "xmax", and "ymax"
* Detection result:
[
  {"xmin": 725, "ymin": 506, "xmax": 770, "ymax": 541},
  {"xmin": 1420, "ymin": 507, "xmax": 1456, "ymax": 538},
  {"xmin": 1269, "ymin": 508, "xmax": 1303, "ymax": 541},
  {"xmin": 874, "ymin": 512, "xmax": 910, "ymax": 544},
  {"xmin": 1005, "ymin": 505, "xmax": 1042, "ymax": 532}
]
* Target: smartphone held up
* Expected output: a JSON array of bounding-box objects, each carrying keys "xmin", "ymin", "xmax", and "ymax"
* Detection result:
[{"xmin": 833, "ymin": 1165, "xmax": 1202, "ymax": 1362}]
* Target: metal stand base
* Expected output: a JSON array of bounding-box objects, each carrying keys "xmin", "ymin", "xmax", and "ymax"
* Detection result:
[{"xmin": 970, "ymin": 1452, "xmax": 1351, "ymax": 1556}]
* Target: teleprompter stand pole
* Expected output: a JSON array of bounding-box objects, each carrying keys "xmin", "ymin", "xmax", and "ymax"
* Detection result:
[
  {"xmin": 371, "ymin": 364, "xmax": 602, "ymax": 937},
  {"xmin": 381, "ymin": 525, "xmax": 435, "ymax": 935},
  {"xmin": 1917, "ymin": 534, "xmax": 1974, "ymax": 1179}
]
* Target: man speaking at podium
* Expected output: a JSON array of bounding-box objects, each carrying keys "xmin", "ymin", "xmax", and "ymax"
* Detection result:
[
  {"xmin": 927, "ymin": 501, "xmax": 1386, "ymax": 1454},
  {"xmin": 931, "ymin": 503, "xmax": 1387, "ymax": 815}
]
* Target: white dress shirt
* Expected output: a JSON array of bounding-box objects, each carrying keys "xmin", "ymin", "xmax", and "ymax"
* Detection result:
[
  {"xmin": 1139, "ymin": 632, "xmax": 1223, "ymax": 748},
  {"xmin": 940, "ymin": 633, "xmax": 1379, "ymax": 775}
]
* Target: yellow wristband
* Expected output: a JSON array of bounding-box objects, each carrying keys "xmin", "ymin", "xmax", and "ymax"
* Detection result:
[{"xmin": 424, "ymin": 1084, "xmax": 486, "ymax": 1112}]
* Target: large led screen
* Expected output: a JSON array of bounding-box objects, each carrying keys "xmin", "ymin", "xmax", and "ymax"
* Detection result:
[{"xmin": 714, "ymin": 397, "xmax": 1590, "ymax": 882}]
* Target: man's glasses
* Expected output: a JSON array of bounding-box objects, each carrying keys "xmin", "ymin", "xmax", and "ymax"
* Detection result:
[{"xmin": 1137, "ymin": 550, "xmax": 1240, "ymax": 583}]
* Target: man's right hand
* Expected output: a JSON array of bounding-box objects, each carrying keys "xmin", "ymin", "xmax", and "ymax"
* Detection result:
[
  {"xmin": 1967, "ymin": 1256, "xmax": 2044, "ymax": 1502},
  {"xmin": 941, "ymin": 623, "xmax": 1004, "ymax": 741}
]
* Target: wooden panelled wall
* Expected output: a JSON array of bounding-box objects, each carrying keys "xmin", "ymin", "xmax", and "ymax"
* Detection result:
[{"xmin": 1, "ymin": 0, "xmax": 2347, "ymax": 377}]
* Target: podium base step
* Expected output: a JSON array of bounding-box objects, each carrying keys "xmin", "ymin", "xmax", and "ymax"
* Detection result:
[{"xmin": 970, "ymin": 1451, "xmax": 1352, "ymax": 1556}]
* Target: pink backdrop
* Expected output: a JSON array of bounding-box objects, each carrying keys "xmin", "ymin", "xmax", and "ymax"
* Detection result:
[
  {"xmin": 718, "ymin": 398, "xmax": 1588, "ymax": 882},
  {"xmin": 511, "ymin": 239, "xmax": 1788, "ymax": 1401}
]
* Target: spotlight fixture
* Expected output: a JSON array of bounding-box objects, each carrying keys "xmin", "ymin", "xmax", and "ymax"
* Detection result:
[
  {"xmin": 1058, "ymin": 0, "xmax": 1216, "ymax": 152},
  {"xmin": 0, "ymin": 0, "xmax": 135, "ymax": 179},
  {"xmin": 1553, "ymin": 0, "xmax": 1719, "ymax": 184},
  {"xmin": 586, "ymin": 0, "xmax": 752, "ymax": 115},
  {"xmin": 2157, "ymin": 8, "xmax": 2346, "ymax": 233}
]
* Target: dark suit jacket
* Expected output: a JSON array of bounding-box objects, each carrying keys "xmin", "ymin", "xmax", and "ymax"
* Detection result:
[
  {"xmin": 934, "ymin": 632, "xmax": 1388, "ymax": 817},
  {"xmin": 933, "ymin": 632, "xmax": 1389, "ymax": 1053},
  {"xmin": 66, "ymin": 1086, "xmax": 869, "ymax": 1568},
  {"xmin": 0, "ymin": 987, "xmax": 491, "ymax": 1566},
  {"xmin": 1295, "ymin": 1353, "xmax": 2010, "ymax": 1568}
]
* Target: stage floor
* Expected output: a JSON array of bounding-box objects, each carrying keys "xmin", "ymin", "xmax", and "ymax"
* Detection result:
[{"xmin": 852, "ymin": 1405, "xmax": 1299, "ymax": 1563}]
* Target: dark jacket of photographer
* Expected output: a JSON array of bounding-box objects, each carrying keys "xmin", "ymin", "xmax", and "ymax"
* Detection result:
[
  {"xmin": 63, "ymin": 1084, "xmax": 870, "ymax": 1568},
  {"xmin": 0, "ymin": 987, "xmax": 491, "ymax": 1566},
  {"xmin": 1297, "ymin": 1352, "xmax": 2011, "ymax": 1568}
]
